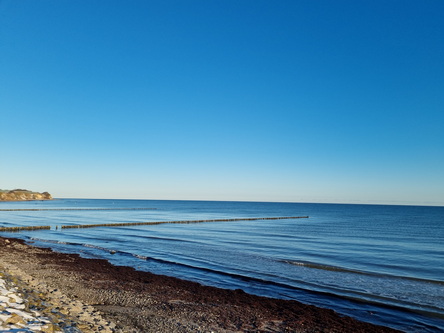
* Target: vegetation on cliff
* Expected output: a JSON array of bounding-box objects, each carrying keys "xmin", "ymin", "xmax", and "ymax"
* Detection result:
[{"xmin": 0, "ymin": 189, "xmax": 52, "ymax": 201}]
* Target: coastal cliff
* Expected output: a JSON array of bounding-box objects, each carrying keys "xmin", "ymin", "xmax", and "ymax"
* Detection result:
[{"xmin": 0, "ymin": 189, "xmax": 52, "ymax": 201}]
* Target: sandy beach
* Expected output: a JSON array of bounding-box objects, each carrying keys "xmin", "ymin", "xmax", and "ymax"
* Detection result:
[{"xmin": 0, "ymin": 236, "xmax": 401, "ymax": 332}]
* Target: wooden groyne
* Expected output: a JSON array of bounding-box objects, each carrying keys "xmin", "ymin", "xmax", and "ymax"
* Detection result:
[
  {"xmin": 61, "ymin": 216, "xmax": 309, "ymax": 230},
  {"xmin": 0, "ymin": 216, "xmax": 309, "ymax": 233},
  {"xmin": 0, "ymin": 225, "xmax": 51, "ymax": 232},
  {"xmin": 0, "ymin": 208, "xmax": 157, "ymax": 212}
]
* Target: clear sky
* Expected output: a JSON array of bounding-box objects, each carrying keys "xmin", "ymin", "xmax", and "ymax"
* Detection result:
[{"xmin": 1, "ymin": 0, "xmax": 443, "ymax": 206}]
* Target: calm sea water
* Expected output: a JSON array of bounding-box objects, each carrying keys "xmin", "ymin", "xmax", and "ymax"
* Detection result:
[{"xmin": 0, "ymin": 199, "xmax": 443, "ymax": 332}]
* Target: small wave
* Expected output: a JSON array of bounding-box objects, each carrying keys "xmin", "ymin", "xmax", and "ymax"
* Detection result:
[
  {"xmin": 125, "ymin": 253, "xmax": 444, "ymax": 318},
  {"xmin": 281, "ymin": 259, "xmax": 369, "ymax": 273},
  {"xmin": 133, "ymin": 254, "xmax": 148, "ymax": 260},
  {"xmin": 126, "ymin": 233, "xmax": 197, "ymax": 244},
  {"xmin": 280, "ymin": 259, "xmax": 444, "ymax": 286},
  {"xmin": 24, "ymin": 237, "xmax": 444, "ymax": 329},
  {"xmin": 129, "ymin": 252, "xmax": 328, "ymax": 293},
  {"xmin": 29, "ymin": 238, "xmax": 119, "ymax": 255},
  {"xmin": 30, "ymin": 237, "xmax": 70, "ymax": 245}
]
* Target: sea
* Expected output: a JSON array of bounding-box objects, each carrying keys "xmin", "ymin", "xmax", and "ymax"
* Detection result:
[{"xmin": 0, "ymin": 199, "xmax": 443, "ymax": 332}]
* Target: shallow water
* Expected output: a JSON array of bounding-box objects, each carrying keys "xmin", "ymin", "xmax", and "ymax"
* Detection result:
[{"xmin": 1, "ymin": 199, "xmax": 443, "ymax": 332}]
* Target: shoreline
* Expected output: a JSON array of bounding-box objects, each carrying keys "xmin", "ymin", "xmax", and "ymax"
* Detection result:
[{"xmin": 0, "ymin": 236, "xmax": 401, "ymax": 332}]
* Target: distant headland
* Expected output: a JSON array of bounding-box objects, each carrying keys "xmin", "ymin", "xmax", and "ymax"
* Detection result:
[{"xmin": 0, "ymin": 189, "xmax": 53, "ymax": 201}]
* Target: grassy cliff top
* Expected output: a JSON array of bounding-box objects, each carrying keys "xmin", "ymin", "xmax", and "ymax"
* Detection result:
[{"xmin": 0, "ymin": 189, "xmax": 52, "ymax": 201}]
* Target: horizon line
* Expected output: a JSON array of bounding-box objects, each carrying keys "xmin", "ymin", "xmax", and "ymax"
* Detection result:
[{"xmin": 52, "ymin": 197, "xmax": 444, "ymax": 208}]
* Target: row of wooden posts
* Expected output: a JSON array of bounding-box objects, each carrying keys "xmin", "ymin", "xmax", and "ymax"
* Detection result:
[
  {"xmin": 0, "ymin": 225, "xmax": 51, "ymax": 232},
  {"xmin": 0, "ymin": 216, "xmax": 309, "ymax": 232},
  {"xmin": 0, "ymin": 208, "xmax": 157, "ymax": 212}
]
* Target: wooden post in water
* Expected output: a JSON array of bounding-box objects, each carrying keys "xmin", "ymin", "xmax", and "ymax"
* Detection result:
[
  {"xmin": 60, "ymin": 216, "xmax": 309, "ymax": 230},
  {"xmin": 0, "ymin": 225, "xmax": 51, "ymax": 232},
  {"xmin": 0, "ymin": 216, "xmax": 308, "ymax": 232}
]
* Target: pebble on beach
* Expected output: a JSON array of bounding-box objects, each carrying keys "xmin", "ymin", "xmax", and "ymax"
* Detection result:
[
  {"xmin": 0, "ymin": 267, "xmax": 114, "ymax": 333},
  {"xmin": 0, "ymin": 274, "xmax": 58, "ymax": 332}
]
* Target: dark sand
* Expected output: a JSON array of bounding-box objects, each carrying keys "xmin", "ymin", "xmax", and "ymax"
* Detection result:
[{"xmin": 0, "ymin": 237, "xmax": 401, "ymax": 332}]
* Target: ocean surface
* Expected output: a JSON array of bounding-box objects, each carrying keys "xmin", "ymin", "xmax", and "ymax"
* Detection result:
[{"xmin": 0, "ymin": 199, "xmax": 443, "ymax": 332}]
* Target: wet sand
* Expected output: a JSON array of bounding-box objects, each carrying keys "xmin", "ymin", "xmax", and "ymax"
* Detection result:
[{"xmin": 0, "ymin": 236, "xmax": 401, "ymax": 332}]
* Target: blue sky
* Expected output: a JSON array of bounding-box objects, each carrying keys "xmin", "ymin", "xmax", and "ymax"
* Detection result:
[{"xmin": 1, "ymin": 0, "xmax": 443, "ymax": 205}]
